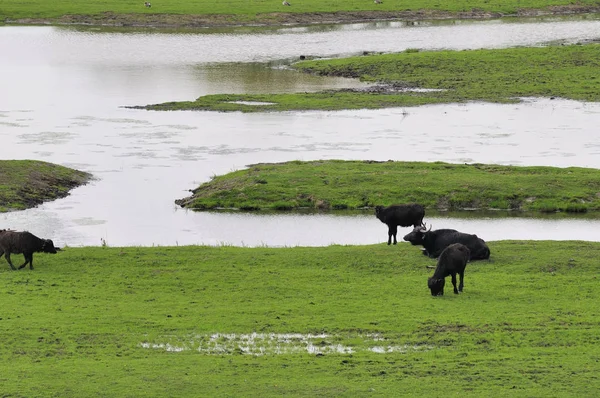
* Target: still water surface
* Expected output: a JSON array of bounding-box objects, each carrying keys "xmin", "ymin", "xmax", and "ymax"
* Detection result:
[{"xmin": 1, "ymin": 16, "xmax": 600, "ymax": 247}]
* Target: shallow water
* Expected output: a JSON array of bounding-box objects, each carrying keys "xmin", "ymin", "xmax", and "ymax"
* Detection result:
[
  {"xmin": 2, "ymin": 16, "xmax": 600, "ymax": 247},
  {"xmin": 140, "ymin": 332, "xmax": 432, "ymax": 355}
]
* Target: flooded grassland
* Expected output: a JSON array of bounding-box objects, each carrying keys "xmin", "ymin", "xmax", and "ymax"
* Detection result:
[{"xmin": 2, "ymin": 14, "xmax": 600, "ymax": 398}]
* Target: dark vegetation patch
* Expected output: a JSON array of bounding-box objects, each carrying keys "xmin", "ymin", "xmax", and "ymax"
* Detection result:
[
  {"xmin": 0, "ymin": 160, "xmax": 92, "ymax": 212},
  {"xmin": 174, "ymin": 160, "xmax": 600, "ymax": 213},
  {"xmin": 6, "ymin": 5, "xmax": 600, "ymax": 28}
]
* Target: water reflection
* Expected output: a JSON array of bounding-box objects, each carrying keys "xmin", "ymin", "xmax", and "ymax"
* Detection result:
[
  {"xmin": 194, "ymin": 62, "xmax": 367, "ymax": 94},
  {"xmin": 177, "ymin": 211, "xmax": 600, "ymax": 248}
]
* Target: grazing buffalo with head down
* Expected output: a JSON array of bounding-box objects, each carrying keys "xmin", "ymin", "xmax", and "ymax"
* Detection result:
[
  {"xmin": 0, "ymin": 230, "xmax": 59, "ymax": 270},
  {"xmin": 428, "ymin": 243, "xmax": 470, "ymax": 296},
  {"xmin": 375, "ymin": 204, "xmax": 425, "ymax": 245},
  {"xmin": 403, "ymin": 225, "xmax": 490, "ymax": 261}
]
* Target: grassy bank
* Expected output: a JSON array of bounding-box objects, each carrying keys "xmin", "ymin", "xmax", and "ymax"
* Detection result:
[
  {"xmin": 0, "ymin": 160, "xmax": 91, "ymax": 212},
  {"xmin": 0, "ymin": 241, "xmax": 598, "ymax": 396},
  {"xmin": 143, "ymin": 43, "xmax": 600, "ymax": 112},
  {"xmin": 3, "ymin": 0, "xmax": 600, "ymax": 27},
  {"xmin": 174, "ymin": 160, "xmax": 600, "ymax": 213}
]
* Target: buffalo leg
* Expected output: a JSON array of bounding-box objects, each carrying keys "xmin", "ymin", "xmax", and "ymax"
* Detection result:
[
  {"xmin": 390, "ymin": 225, "xmax": 398, "ymax": 245},
  {"xmin": 19, "ymin": 254, "xmax": 32, "ymax": 270},
  {"xmin": 451, "ymin": 273, "xmax": 459, "ymax": 294},
  {"xmin": 458, "ymin": 271, "xmax": 464, "ymax": 292},
  {"xmin": 4, "ymin": 253, "xmax": 17, "ymax": 270}
]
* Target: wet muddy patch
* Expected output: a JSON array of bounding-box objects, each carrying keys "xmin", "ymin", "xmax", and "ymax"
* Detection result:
[
  {"xmin": 336, "ymin": 82, "xmax": 446, "ymax": 94},
  {"xmin": 8, "ymin": 6, "xmax": 600, "ymax": 29},
  {"xmin": 140, "ymin": 332, "xmax": 433, "ymax": 356}
]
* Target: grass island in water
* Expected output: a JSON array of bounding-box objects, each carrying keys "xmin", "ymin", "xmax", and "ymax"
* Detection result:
[
  {"xmin": 140, "ymin": 43, "xmax": 600, "ymax": 112},
  {"xmin": 0, "ymin": 160, "xmax": 91, "ymax": 212},
  {"xmin": 175, "ymin": 160, "xmax": 600, "ymax": 213}
]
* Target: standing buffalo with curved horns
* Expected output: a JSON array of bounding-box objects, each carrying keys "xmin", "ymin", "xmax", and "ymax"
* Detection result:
[
  {"xmin": 375, "ymin": 204, "xmax": 425, "ymax": 245},
  {"xmin": 403, "ymin": 224, "xmax": 490, "ymax": 261}
]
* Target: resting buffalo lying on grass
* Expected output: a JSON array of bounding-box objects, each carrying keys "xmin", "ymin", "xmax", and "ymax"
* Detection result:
[
  {"xmin": 428, "ymin": 243, "xmax": 470, "ymax": 296},
  {"xmin": 403, "ymin": 225, "xmax": 490, "ymax": 261},
  {"xmin": 0, "ymin": 230, "xmax": 59, "ymax": 270},
  {"xmin": 375, "ymin": 203, "xmax": 425, "ymax": 245}
]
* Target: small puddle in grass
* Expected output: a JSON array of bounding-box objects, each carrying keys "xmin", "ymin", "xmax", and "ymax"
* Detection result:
[
  {"xmin": 227, "ymin": 101, "xmax": 277, "ymax": 106},
  {"xmin": 140, "ymin": 332, "xmax": 433, "ymax": 355}
]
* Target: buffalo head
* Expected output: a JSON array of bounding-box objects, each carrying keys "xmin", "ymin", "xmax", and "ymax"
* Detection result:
[
  {"xmin": 428, "ymin": 277, "xmax": 445, "ymax": 296},
  {"xmin": 41, "ymin": 239, "xmax": 58, "ymax": 254},
  {"xmin": 403, "ymin": 224, "xmax": 430, "ymax": 245}
]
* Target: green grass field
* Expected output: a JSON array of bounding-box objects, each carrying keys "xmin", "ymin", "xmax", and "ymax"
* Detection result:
[
  {"xmin": 143, "ymin": 43, "xmax": 600, "ymax": 112},
  {"xmin": 295, "ymin": 43, "xmax": 600, "ymax": 102},
  {"xmin": 2, "ymin": 0, "xmax": 599, "ymax": 22},
  {"xmin": 0, "ymin": 241, "xmax": 598, "ymax": 396},
  {"xmin": 174, "ymin": 160, "xmax": 600, "ymax": 213},
  {"xmin": 0, "ymin": 160, "xmax": 91, "ymax": 212}
]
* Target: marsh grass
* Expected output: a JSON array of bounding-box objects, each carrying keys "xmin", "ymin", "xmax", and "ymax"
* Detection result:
[
  {"xmin": 0, "ymin": 160, "xmax": 91, "ymax": 212},
  {"xmin": 296, "ymin": 43, "xmax": 600, "ymax": 102},
  {"xmin": 3, "ymin": 0, "xmax": 600, "ymax": 23},
  {"xmin": 0, "ymin": 241, "xmax": 599, "ymax": 396},
  {"xmin": 146, "ymin": 43, "xmax": 600, "ymax": 112},
  {"xmin": 174, "ymin": 160, "xmax": 600, "ymax": 213}
]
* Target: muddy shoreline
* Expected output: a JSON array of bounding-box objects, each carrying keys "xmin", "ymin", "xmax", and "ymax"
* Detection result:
[{"xmin": 6, "ymin": 5, "xmax": 600, "ymax": 29}]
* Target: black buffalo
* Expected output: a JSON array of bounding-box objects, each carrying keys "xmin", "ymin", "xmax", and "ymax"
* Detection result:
[
  {"xmin": 428, "ymin": 243, "xmax": 470, "ymax": 296},
  {"xmin": 0, "ymin": 230, "xmax": 59, "ymax": 270},
  {"xmin": 403, "ymin": 225, "xmax": 490, "ymax": 260},
  {"xmin": 375, "ymin": 204, "xmax": 425, "ymax": 245}
]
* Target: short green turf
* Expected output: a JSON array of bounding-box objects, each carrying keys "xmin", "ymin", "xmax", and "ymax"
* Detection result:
[
  {"xmin": 2, "ymin": 0, "xmax": 598, "ymax": 21},
  {"xmin": 174, "ymin": 160, "xmax": 600, "ymax": 213},
  {"xmin": 0, "ymin": 241, "xmax": 598, "ymax": 396}
]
